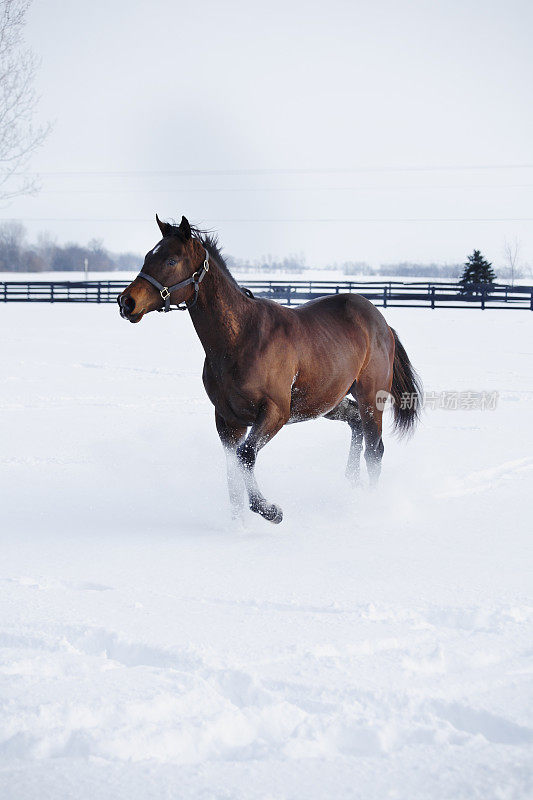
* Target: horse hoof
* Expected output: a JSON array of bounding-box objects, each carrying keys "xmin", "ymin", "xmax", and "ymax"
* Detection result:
[
  {"xmin": 231, "ymin": 512, "xmax": 246, "ymax": 530},
  {"xmin": 345, "ymin": 473, "xmax": 362, "ymax": 488},
  {"xmin": 251, "ymin": 499, "xmax": 283, "ymax": 524},
  {"xmin": 263, "ymin": 504, "xmax": 283, "ymax": 524},
  {"xmin": 231, "ymin": 506, "xmax": 245, "ymax": 522}
]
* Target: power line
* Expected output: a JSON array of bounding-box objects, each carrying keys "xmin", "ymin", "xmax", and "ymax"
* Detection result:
[
  {"xmin": 1, "ymin": 217, "xmax": 532, "ymax": 223},
  {"xmin": 36, "ymin": 183, "xmax": 533, "ymax": 195},
  {"xmin": 15, "ymin": 163, "xmax": 533, "ymax": 178}
]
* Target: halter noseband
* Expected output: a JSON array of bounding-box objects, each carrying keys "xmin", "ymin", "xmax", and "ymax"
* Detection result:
[{"xmin": 137, "ymin": 247, "xmax": 210, "ymax": 312}]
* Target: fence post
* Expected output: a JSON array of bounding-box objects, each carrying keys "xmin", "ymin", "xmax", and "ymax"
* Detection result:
[
  {"xmin": 383, "ymin": 286, "xmax": 387, "ymax": 307},
  {"xmin": 530, "ymin": 289, "xmax": 533, "ymax": 311},
  {"xmin": 97, "ymin": 283, "xmax": 101, "ymax": 303},
  {"xmin": 431, "ymin": 286, "xmax": 435, "ymax": 309},
  {"xmin": 50, "ymin": 283, "xmax": 54, "ymax": 303},
  {"xmin": 481, "ymin": 288, "xmax": 486, "ymax": 310}
]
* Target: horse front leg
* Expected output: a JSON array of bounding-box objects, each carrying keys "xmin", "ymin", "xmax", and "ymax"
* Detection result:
[
  {"xmin": 237, "ymin": 400, "xmax": 288, "ymax": 524},
  {"xmin": 215, "ymin": 411, "xmax": 247, "ymax": 520}
]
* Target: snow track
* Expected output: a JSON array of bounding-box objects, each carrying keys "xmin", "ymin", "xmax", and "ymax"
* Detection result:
[
  {"xmin": 0, "ymin": 305, "xmax": 531, "ymax": 798},
  {"xmin": 2, "ymin": 597, "xmax": 531, "ymax": 763}
]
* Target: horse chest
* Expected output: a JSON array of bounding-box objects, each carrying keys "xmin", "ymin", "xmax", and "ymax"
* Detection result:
[{"xmin": 202, "ymin": 360, "xmax": 258, "ymax": 427}]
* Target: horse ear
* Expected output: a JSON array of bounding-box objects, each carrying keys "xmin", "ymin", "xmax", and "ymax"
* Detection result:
[
  {"xmin": 155, "ymin": 213, "xmax": 173, "ymax": 237},
  {"xmin": 178, "ymin": 215, "xmax": 191, "ymax": 240}
]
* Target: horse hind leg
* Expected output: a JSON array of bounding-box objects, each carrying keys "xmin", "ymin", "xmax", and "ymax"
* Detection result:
[
  {"xmin": 362, "ymin": 413, "xmax": 384, "ymax": 486},
  {"xmin": 324, "ymin": 396, "xmax": 364, "ymax": 486},
  {"xmin": 351, "ymin": 380, "xmax": 385, "ymax": 487}
]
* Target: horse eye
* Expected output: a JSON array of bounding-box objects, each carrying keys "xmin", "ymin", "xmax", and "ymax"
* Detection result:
[{"xmin": 167, "ymin": 258, "xmax": 177, "ymax": 266}]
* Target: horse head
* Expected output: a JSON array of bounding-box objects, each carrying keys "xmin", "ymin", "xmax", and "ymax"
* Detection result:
[{"xmin": 118, "ymin": 215, "xmax": 207, "ymax": 321}]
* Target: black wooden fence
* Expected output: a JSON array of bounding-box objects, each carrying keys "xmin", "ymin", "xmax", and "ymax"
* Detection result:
[{"xmin": 1, "ymin": 278, "xmax": 532, "ymax": 309}]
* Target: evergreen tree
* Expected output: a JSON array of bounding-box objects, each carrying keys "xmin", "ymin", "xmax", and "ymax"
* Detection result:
[{"xmin": 459, "ymin": 250, "xmax": 496, "ymax": 294}]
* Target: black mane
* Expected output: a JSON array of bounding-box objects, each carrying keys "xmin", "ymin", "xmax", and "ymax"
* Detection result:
[
  {"xmin": 192, "ymin": 228, "xmax": 230, "ymax": 269},
  {"xmin": 189, "ymin": 225, "xmax": 239, "ymax": 287},
  {"xmin": 166, "ymin": 219, "xmax": 244, "ymax": 291}
]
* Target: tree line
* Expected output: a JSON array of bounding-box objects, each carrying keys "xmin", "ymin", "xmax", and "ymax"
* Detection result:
[
  {"xmin": 0, "ymin": 222, "xmax": 142, "ymax": 272},
  {"xmin": 0, "ymin": 223, "xmax": 529, "ymax": 288}
]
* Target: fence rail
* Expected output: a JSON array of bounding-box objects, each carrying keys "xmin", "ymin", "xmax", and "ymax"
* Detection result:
[{"xmin": 1, "ymin": 279, "xmax": 532, "ymax": 309}]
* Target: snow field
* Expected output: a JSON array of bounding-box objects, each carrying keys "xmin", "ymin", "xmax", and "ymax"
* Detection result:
[{"xmin": 0, "ymin": 303, "xmax": 532, "ymax": 799}]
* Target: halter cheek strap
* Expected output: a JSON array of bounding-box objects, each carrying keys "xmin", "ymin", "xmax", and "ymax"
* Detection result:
[{"xmin": 137, "ymin": 248, "xmax": 210, "ymax": 312}]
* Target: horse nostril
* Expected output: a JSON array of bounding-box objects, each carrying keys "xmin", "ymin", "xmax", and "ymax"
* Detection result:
[{"xmin": 121, "ymin": 295, "xmax": 136, "ymax": 314}]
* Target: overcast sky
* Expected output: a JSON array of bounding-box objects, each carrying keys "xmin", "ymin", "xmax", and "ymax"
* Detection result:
[{"xmin": 5, "ymin": 0, "xmax": 533, "ymax": 268}]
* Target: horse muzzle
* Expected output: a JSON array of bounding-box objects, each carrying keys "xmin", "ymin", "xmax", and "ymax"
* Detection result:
[{"xmin": 117, "ymin": 293, "xmax": 145, "ymax": 323}]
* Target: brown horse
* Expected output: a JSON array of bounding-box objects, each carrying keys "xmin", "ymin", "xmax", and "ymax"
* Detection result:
[{"xmin": 118, "ymin": 215, "xmax": 422, "ymax": 524}]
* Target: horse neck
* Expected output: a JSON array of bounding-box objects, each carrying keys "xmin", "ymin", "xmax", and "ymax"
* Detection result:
[{"xmin": 188, "ymin": 254, "xmax": 248, "ymax": 358}]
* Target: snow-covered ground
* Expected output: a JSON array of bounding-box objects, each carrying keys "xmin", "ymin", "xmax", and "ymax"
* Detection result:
[{"xmin": 0, "ymin": 302, "xmax": 532, "ymax": 799}]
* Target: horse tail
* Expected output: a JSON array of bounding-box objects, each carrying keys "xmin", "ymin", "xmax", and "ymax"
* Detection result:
[{"xmin": 389, "ymin": 328, "xmax": 422, "ymax": 437}]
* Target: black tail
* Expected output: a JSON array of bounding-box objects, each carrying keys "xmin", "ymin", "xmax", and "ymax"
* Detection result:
[{"xmin": 389, "ymin": 328, "xmax": 423, "ymax": 437}]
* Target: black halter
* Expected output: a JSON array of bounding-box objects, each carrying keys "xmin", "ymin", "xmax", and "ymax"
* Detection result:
[{"xmin": 137, "ymin": 248, "xmax": 210, "ymax": 312}]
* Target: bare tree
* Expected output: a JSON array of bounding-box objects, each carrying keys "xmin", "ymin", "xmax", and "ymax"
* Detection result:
[
  {"xmin": 503, "ymin": 237, "xmax": 521, "ymax": 287},
  {"xmin": 0, "ymin": 218, "xmax": 25, "ymax": 268},
  {"xmin": 0, "ymin": 0, "xmax": 50, "ymax": 201}
]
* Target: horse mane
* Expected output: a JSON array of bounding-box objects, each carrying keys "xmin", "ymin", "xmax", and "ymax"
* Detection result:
[
  {"xmin": 166, "ymin": 219, "xmax": 247, "ymax": 293},
  {"xmin": 187, "ymin": 225, "xmax": 238, "ymax": 289}
]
